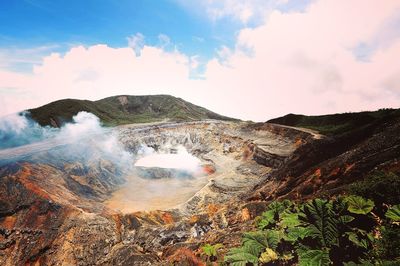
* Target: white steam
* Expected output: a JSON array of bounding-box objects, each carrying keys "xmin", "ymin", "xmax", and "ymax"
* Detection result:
[
  {"xmin": 58, "ymin": 111, "xmax": 103, "ymax": 139},
  {"xmin": 134, "ymin": 145, "xmax": 201, "ymax": 173},
  {"xmin": 0, "ymin": 111, "xmax": 133, "ymax": 167},
  {"xmin": 0, "ymin": 112, "xmax": 28, "ymax": 134},
  {"xmin": 1, "ymin": 111, "xmax": 208, "ymax": 213},
  {"xmin": 0, "ymin": 112, "xmax": 56, "ymax": 149}
]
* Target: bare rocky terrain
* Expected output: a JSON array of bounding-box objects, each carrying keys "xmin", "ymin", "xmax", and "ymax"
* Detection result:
[{"xmin": 1, "ymin": 114, "xmax": 399, "ymax": 265}]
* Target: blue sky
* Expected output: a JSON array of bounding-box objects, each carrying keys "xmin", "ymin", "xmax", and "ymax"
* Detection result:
[
  {"xmin": 0, "ymin": 0, "xmax": 313, "ymax": 71},
  {"xmin": 1, "ymin": 0, "xmax": 241, "ymax": 65}
]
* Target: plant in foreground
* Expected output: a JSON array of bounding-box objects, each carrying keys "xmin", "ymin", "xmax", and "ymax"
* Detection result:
[
  {"xmin": 201, "ymin": 243, "xmax": 224, "ymax": 263},
  {"xmin": 224, "ymin": 196, "xmax": 400, "ymax": 265}
]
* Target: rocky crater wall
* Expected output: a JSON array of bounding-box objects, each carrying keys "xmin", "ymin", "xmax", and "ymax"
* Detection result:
[{"xmin": 0, "ymin": 120, "xmax": 312, "ymax": 265}]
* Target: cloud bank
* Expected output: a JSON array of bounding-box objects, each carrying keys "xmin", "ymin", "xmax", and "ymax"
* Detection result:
[{"xmin": 1, "ymin": 0, "xmax": 399, "ymax": 121}]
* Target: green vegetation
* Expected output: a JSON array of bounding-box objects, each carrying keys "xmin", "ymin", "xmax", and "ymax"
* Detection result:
[
  {"xmin": 385, "ymin": 205, "xmax": 400, "ymax": 222},
  {"xmin": 267, "ymin": 108, "xmax": 400, "ymax": 136},
  {"xmin": 201, "ymin": 243, "xmax": 224, "ymax": 263},
  {"xmin": 224, "ymin": 197, "xmax": 400, "ymax": 265},
  {"xmin": 344, "ymin": 195, "xmax": 374, "ymax": 215},
  {"xmin": 349, "ymin": 171, "xmax": 400, "ymax": 206},
  {"xmin": 28, "ymin": 95, "xmax": 237, "ymax": 127}
]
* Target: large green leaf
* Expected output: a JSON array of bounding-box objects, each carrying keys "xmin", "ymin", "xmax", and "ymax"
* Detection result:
[
  {"xmin": 268, "ymin": 201, "xmax": 287, "ymax": 213},
  {"xmin": 224, "ymin": 247, "xmax": 259, "ymax": 266},
  {"xmin": 258, "ymin": 209, "xmax": 276, "ymax": 229},
  {"xmin": 344, "ymin": 196, "xmax": 374, "ymax": 215},
  {"xmin": 259, "ymin": 200, "xmax": 298, "ymax": 229},
  {"xmin": 339, "ymin": 215, "xmax": 355, "ymax": 224},
  {"xmin": 297, "ymin": 248, "xmax": 331, "ymax": 266},
  {"xmin": 242, "ymin": 230, "xmax": 280, "ymax": 255},
  {"xmin": 286, "ymin": 226, "xmax": 312, "ymax": 243},
  {"xmin": 258, "ymin": 201, "xmax": 287, "ymax": 228},
  {"xmin": 346, "ymin": 232, "xmax": 370, "ymax": 249},
  {"xmin": 301, "ymin": 199, "xmax": 338, "ymax": 247},
  {"xmin": 280, "ymin": 211, "xmax": 301, "ymax": 229},
  {"xmin": 224, "ymin": 231, "xmax": 279, "ymax": 265},
  {"xmin": 385, "ymin": 204, "xmax": 400, "ymax": 221},
  {"xmin": 201, "ymin": 243, "xmax": 223, "ymax": 257}
]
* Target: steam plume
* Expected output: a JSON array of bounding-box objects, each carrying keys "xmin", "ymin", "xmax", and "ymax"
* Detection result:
[{"xmin": 0, "ymin": 111, "xmax": 133, "ymax": 168}]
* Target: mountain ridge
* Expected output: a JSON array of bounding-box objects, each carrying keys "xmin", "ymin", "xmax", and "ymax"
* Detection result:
[
  {"xmin": 267, "ymin": 108, "xmax": 400, "ymax": 136},
  {"xmin": 27, "ymin": 94, "xmax": 238, "ymax": 127}
]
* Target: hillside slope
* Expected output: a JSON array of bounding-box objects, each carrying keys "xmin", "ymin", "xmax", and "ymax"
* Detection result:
[
  {"xmin": 268, "ymin": 108, "xmax": 400, "ymax": 135},
  {"xmin": 250, "ymin": 108, "xmax": 400, "ymax": 202},
  {"xmin": 28, "ymin": 95, "xmax": 236, "ymax": 127}
]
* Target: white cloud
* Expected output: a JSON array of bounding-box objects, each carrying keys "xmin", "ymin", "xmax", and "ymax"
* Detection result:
[
  {"xmin": 1, "ymin": 0, "xmax": 400, "ymax": 121},
  {"xmin": 0, "ymin": 44, "xmax": 194, "ymax": 116},
  {"xmin": 197, "ymin": 0, "xmax": 400, "ymax": 119}
]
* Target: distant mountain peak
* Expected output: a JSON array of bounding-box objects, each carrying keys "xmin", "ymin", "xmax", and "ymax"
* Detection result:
[{"xmin": 28, "ymin": 95, "xmax": 237, "ymax": 127}]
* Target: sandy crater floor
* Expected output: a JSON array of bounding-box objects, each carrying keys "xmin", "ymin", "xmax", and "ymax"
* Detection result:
[{"xmin": 105, "ymin": 172, "xmax": 210, "ymax": 212}]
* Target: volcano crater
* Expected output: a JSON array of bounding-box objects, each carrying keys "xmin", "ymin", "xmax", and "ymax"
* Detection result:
[{"xmin": 103, "ymin": 120, "xmax": 297, "ymax": 215}]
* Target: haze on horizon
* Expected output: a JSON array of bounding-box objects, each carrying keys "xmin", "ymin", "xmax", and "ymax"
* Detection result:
[{"xmin": 1, "ymin": 0, "xmax": 399, "ymax": 121}]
